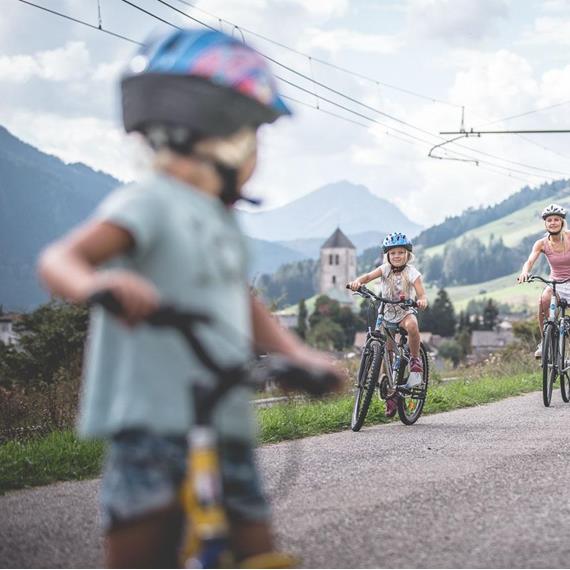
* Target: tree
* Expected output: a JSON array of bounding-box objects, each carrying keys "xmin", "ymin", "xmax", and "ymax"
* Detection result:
[
  {"xmin": 438, "ymin": 340, "xmax": 462, "ymax": 367},
  {"xmin": 2, "ymin": 301, "xmax": 88, "ymax": 387},
  {"xmin": 306, "ymin": 318, "xmax": 345, "ymax": 351},
  {"xmin": 296, "ymin": 299, "xmax": 308, "ymax": 339},
  {"xmin": 482, "ymin": 299, "xmax": 499, "ymax": 331},
  {"xmin": 426, "ymin": 288, "xmax": 456, "ymax": 336}
]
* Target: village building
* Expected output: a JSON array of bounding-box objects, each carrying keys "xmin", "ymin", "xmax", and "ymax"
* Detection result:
[{"xmin": 319, "ymin": 227, "xmax": 357, "ymax": 306}]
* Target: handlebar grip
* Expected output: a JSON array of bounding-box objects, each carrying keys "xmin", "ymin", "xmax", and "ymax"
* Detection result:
[
  {"xmin": 88, "ymin": 290, "xmax": 123, "ymax": 316},
  {"xmin": 264, "ymin": 356, "xmax": 340, "ymax": 397}
]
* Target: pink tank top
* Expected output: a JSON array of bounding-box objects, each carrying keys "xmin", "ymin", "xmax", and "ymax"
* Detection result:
[{"xmin": 543, "ymin": 236, "xmax": 570, "ymax": 280}]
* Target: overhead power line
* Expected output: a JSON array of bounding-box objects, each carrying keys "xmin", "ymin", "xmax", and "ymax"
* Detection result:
[
  {"xmin": 13, "ymin": 0, "xmax": 570, "ymax": 183},
  {"xmin": 16, "ymin": 0, "xmax": 142, "ymax": 45},
  {"xmin": 169, "ymin": 0, "xmax": 463, "ymax": 109},
  {"xmin": 135, "ymin": 0, "xmax": 570, "ymax": 178}
]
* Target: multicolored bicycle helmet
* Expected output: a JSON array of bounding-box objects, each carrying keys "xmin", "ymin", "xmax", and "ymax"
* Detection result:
[
  {"xmin": 382, "ymin": 232, "xmax": 413, "ymax": 253},
  {"xmin": 121, "ymin": 28, "xmax": 291, "ymax": 138},
  {"xmin": 542, "ymin": 204, "xmax": 566, "ymax": 220}
]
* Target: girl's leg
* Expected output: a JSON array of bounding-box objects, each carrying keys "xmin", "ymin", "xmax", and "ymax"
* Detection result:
[
  {"xmin": 400, "ymin": 314, "xmax": 420, "ymax": 358},
  {"xmin": 105, "ymin": 505, "xmax": 184, "ymax": 569}
]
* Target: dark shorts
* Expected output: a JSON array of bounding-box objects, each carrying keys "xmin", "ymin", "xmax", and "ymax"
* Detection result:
[{"xmin": 99, "ymin": 430, "xmax": 269, "ymax": 531}]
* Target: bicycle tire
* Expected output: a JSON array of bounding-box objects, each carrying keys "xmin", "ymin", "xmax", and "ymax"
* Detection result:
[
  {"xmin": 542, "ymin": 323, "xmax": 557, "ymax": 407},
  {"xmin": 351, "ymin": 340, "xmax": 382, "ymax": 432},
  {"xmin": 397, "ymin": 343, "xmax": 429, "ymax": 425},
  {"xmin": 560, "ymin": 327, "xmax": 570, "ymax": 403}
]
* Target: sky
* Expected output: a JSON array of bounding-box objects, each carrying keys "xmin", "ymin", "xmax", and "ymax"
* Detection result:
[{"xmin": 2, "ymin": 0, "xmax": 570, "ymax": 227}]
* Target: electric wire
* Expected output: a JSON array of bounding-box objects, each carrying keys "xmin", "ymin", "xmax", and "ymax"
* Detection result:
[
  {"xmin": 16, "ymin": 0, "xmax": 142, "ymax": 45},
  {"xmin": 139, "ymin": 0, "xmax": 570, "ymax": 178},
  {"xmin": 13, "ymin": 0, "xmax": 569, "ymax": 184}
]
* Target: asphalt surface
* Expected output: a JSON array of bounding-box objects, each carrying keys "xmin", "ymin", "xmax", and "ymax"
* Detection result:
[{"xmin": 3, "ymin": 391, "xmax": 570, "ymax": 568}]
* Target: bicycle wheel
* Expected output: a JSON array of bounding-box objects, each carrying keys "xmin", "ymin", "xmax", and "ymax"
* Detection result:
[
  {"xmin": 542, "ymin": 323, "xmax": 558, "ymax": 407},
  {"xmin": 397, "ymin": 343, "xmax": 429, "ymax": 425},
  {"xmin": 560, "ymin": 327, "xmax": 570, "ymax": 403},
  {"xmin": 351, "ymin": 340, "xmax": 382, "ymax": 432}
]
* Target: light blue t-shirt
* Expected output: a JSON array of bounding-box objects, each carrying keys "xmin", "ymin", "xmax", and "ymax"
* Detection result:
[{"xmin": 78, "ymin": 172, "xmax": 255, "ymax": 442}]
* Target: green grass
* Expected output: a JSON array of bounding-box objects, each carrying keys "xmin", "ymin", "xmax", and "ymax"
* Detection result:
[
  {"xmin": 0, "ymin": 371, "xmax": 541, "ymax": 494},
  {"xmin": 0, "ymin": 431, "xmax": 105, "ymax": 494},
  {"xmin": 258, "ymin": 371, "xmax": 540, "ymax": 442}
]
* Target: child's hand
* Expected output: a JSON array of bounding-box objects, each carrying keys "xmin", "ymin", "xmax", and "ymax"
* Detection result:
[
  {"xmin": 416, "ymin": 298, "xmax": 428, "ymax": 310},
  {"xmin": 348, "ymin": 280, "xmax": 363, "ymax": 291},
  {"xmin": 286, "ymin": 345, "xmax": 346, "ymax": 393},
  {"xmin": 88, "ymin": 270, "xmax": 160, "ymax": 325}
]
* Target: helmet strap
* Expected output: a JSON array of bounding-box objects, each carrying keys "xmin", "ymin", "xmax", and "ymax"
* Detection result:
[
  {"xmin": 211, "ymin": 161, "xmax": 262, "ymax": 207},
  {"xmin": 390, "ymin": 263, "xmax": 407, "ymax": 273},
  {"xmin": 548, "ymin": 229, "xmax": 563, "ymax": 237}
]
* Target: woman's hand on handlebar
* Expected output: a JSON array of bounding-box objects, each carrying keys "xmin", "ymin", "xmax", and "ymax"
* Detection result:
[
  {"xmin": 87, "ymin": 270, "xmax": 159, "ymax": 325},
  {"xmin": 517, "ymin": 271, "xmax": 531, "ymax": 283}
]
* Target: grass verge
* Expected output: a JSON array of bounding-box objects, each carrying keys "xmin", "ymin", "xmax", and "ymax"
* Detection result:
[{"xmin": 1, "ymin": 371, "xmax": 540, "ymax": 494}]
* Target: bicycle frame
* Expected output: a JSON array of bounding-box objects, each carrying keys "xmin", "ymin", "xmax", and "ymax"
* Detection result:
[{"xmin": 89, "ymin": 291, "xmax": 335, "ymax": 569}]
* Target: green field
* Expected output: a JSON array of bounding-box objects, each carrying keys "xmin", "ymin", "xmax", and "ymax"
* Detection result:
[{"xmin": 423, "ymin": 191, "xmax": 570, "ymax": 258}]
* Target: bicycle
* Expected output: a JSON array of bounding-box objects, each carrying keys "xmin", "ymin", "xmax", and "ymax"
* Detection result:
[
  {"xmin": 525, "ymin": 275, "xmax": 570, "ymax": 407},
  {"xmin": 90, "ymin": 290, "xmax": 338, "ymax": 569},
  {"xmin": 348, "ymin": 285, "xmax": 429, "ymax": 431}
]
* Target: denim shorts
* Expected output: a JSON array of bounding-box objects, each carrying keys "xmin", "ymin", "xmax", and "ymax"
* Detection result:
[{"xmin": 99, "ymin": 429, "xmax": 270, "ymax": 531}]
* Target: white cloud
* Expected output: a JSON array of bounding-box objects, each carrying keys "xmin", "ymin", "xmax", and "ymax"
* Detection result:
[
  {"xmin": 276, "ymin": 0, "xmax": 349, "ymax": 18},
  {"xmin": 0, "ymin": 42, "xmax": 90, "ymax": 83},
  {"xmin": 301, "ymin": 28, "xmax": 403, "ymax": 55},
  {"xmin": 521, "ymin": 16, "xmax": 570, "ymax": 46},
  {"xmin": 407, "ymin": 0, "xmax": 509, "ymax": 44}
]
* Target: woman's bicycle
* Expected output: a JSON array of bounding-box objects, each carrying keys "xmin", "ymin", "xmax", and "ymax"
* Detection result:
[
  {"xmin": 348, "ymin": 285, "xmax": 429, "ymax": 430},
  {"xmin": 525, "ymin": 275, "xmax": 570, "ymax": 407},
  {"xmin": 90, "ymin": 291, "xmax": 338, "ymax": 569}
]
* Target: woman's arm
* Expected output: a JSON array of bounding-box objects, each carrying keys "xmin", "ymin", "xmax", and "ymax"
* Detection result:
[
  {"xmin": 38, "ymin": 220, "xmax": 159, "ymax": 322},
  {"xmin": 348, "ymin": 266, "xmax": 383, "ymax": 291},
  {"xmin": 518, "ymin": 239, "xmax": 544, "ymax": 282},
  {"xmin": 413, "ymin": 276, "xmax": 428, "ymax": 310}
]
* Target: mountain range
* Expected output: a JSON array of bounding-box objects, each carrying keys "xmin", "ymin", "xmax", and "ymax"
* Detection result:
[{"xmin": 0, "ymin": 126, "xmax": 420, "ymax": 310}]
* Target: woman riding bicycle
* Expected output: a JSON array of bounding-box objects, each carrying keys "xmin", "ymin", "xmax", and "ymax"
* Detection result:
[
  {"xmin": 518, "ymin": 204, "xmax": 570, "ymax": 358},
  {"xmin": 348, "ymin": 233, "xmax": 428, "ymax": 416}
]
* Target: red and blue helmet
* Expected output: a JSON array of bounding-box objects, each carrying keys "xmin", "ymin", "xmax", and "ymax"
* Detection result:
[
  {"xmin": 121, "ymin": 28, "xmax": 291, "ymax": 138},
  {"xmin": 382, "ymin": 232, "xmax": 413, "ymax": 253}
]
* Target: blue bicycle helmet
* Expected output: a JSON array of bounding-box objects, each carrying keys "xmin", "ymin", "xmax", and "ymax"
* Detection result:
[
  {"xmin": 121, "ymin": 28, "xmax": 291, "ymax": 138},
  {"xmin": 382, "ymin": 232, "xmax": 413, "ymax": 253}
]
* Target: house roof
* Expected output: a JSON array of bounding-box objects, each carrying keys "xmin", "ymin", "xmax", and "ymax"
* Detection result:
[
  {"xmin": 471, "ymin": 330, "xmax": 514, "ymax": 348},
  {"xmin": 321, "ymin": 227, "xmax": 356, "ymax": 249}
]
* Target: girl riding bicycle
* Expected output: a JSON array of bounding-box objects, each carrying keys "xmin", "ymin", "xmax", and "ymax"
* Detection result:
[
  {"xmin": 38, "ymin": 28, "xmax": 340, "ymax": 568},
  {"xmin": 518, "ymin": 204, "xmax": 570, "ymax": 358},
  {"xmin": 348, "ymin": 233, "xmax": 428, "ymax": 416}
]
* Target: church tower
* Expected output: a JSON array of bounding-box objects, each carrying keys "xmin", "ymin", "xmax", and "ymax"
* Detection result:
[{"xmin": 319, "ymin": 227, "xmax": 357, "ymax": 305}]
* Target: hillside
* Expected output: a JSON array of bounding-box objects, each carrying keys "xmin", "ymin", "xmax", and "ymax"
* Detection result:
[
  {"xmin": 423, "ymin": 189, "xmax": 570, "ymax": 258},
  {"xmin": 415, "ymin": 179, "xmax": 570, "ymax": 249},
  {"xmin": 0, "ymin": 126, "xmax": 118, "ymax": 309}
]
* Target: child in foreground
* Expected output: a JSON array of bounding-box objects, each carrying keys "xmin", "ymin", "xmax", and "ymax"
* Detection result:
[{"xmin": 38, "ymin": 28, "xmax": 341, "ymax": 568}]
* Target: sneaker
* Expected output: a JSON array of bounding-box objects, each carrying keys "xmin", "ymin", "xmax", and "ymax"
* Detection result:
[
  {"xmin": 385, "ymin": 396, "xmax": 397, "ymax": 417},
  {"xmin": 404, "ymin": 357, "xmax": 423, "ymax": 389},
  {"xmin": 534, "ymin": 342, "xmax": 542, "ymax": 360}
]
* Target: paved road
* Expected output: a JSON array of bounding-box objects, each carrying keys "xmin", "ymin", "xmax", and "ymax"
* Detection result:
[{"xmin": 3, "ymin": 391, "xmax": 570, "ymax": 568}]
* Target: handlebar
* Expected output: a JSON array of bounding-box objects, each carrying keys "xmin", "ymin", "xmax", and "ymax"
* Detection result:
[
  {"xmin": 345, "ymin": 284, "xmax": 418, "ymax": 308},
  {"xmin": 89, "ymin": 290, "xmax": 340, "ymax": 398},
  {"xmin": 525, "ymin": 275, "xmax": 570, "ymax": 286}
]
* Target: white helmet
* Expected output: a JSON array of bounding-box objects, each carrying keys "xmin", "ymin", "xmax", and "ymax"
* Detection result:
[{"xmin": 542, "ymin": 203, "xmax": 566, "ymax": 220}]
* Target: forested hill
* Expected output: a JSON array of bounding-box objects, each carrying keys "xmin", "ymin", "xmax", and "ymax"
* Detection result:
[{"xmin": 415, "ymin": 179, "xmax": 570, "ymax": 249}]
